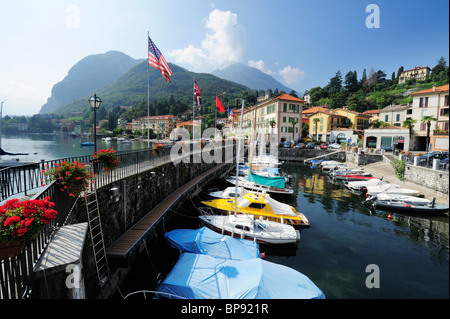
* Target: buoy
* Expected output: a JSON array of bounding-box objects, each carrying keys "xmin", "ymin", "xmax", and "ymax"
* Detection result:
[
  {"xmin": 260, "ymin": 252, "xmax": 266, "ymax": 259},
  {"xmin": 387, "ymin": 213, "xmax": 392, "ymax": 220}
]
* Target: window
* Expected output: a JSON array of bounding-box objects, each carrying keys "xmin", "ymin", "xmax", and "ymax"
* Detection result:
[
  {"xmin": 248, "ymin": 203, "xmax": 266, "ymax": 209},
  {"xmin": 407, "ymin": 109, "xmax": 412, "ymax": 115},
  {"xmin": 283, "ymin": 104, "xmax": 287, "ymax": 112},
  {"xmin": 419, "ymin": 97, "xmax": 429, "ymax": 108},
  {"xmin": 445, "ymin": 95, "xmax": 449, "ymax": 106},
  {"xmin": 385, "ymin": 115, "xmax": 389, "ymax": 122},
  {"xmin": 319, "ymin": 125, "xmax": 323, "ymax": 132},
  {"xmin": 283, "ymin": 116, "xmax": 286, "ymax": 123},
  {"xmin": 396, "ymin": 114, "xmax": 400, "ymax": 121}
]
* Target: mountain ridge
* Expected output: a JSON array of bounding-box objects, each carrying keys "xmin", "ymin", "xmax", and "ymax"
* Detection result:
[
  {"xmin": 212, "ymin": 63, "xmax": 293, "ymax": 93},
  {"xmin": 39, "ymin": 51, "xmax": 142, "ymax": 114}
]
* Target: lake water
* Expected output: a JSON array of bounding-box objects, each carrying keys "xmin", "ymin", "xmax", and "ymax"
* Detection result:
[
  {"xmin": 2, "ymin": 134, "xmax": 448, "ymax": 299},
  {"xmin": 0, "ymin": 133, "xmax": 152, "ymax": 163}
]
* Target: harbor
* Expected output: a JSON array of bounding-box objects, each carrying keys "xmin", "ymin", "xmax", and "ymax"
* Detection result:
[{"xmin": 0, "ymin": 134, "xmax": 449, "ymax": 300}]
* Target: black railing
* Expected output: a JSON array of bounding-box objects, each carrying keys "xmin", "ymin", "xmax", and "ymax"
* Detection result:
[
  {"xmin": 0, "ymin": 147, "xmax": 175, "ymax": 203},
  {"xmin": 0, "ymin": 146, "xmax": 173, "ymax": 299}
]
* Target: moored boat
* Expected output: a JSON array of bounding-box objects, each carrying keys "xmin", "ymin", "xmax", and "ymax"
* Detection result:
[
  {"xmin": 198, "ymin": 210, "xmax": 301, "ymax": 245},
  {"xmin": 366, "ymin": 194, "xmax": 449, "ymax": 214},
  {"xmin": 201, "ymin": 192, "xmax": 310, "ymax": 228}
]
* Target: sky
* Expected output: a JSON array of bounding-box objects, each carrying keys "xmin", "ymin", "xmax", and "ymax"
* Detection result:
[{"xmin": 0, "ymin": 0, "xmax": 448, "ymax": 116}]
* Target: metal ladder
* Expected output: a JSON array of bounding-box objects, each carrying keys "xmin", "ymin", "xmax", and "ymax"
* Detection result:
[{"xmin": 84, "ymin": 190, "xmax": 110, "ymax": 295}]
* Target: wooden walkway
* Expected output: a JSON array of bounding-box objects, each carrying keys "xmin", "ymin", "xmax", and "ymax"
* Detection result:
[{"xmin": 106, "ymin": 163, "xmax": 228, "ymax": 263}]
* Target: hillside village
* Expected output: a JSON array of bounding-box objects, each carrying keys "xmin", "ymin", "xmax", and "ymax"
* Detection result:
[{"xmin": 2, "ymin": 63, "xmax": 449, "ymax": 153}]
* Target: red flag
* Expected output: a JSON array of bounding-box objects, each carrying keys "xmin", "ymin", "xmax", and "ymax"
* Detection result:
[{"xmin": 216, "ymin": 95, "xmax": 225, "ymax": 112}]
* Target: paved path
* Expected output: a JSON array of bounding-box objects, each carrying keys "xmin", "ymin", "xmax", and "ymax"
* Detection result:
[{"xmin": 344, "ymin": 160, "xmax": 449, "ymax": 205}]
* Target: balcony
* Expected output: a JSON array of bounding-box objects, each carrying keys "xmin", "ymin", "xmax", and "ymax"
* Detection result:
[{"xmin": 433, "ymin": 130, "xmax": 449, "ymax": 136}]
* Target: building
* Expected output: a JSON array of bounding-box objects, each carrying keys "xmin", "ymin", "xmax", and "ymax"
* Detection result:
[
  {"xmin": 131, "ymin": 115, "xmax": 178, "ymax": 139},
  {"xmin": 379, "ymin": 104, "xmax": 411, "ymax": 127},
  {"xmin": 398, "ymin": 66, "xmax": 431, "ymax": 84},
  {"xmin": 332, "ymin": 108, "xmax": 371, "ymax": 130},
  {"xmin": 410, "ymin": 84, "xmax": 449, "ymax": 151},
  {"xmin": 307, "ymin": 110, "xmax": 350, "ymax": 142},
  {"xmin": 364, "ymin": 126, "xmax": 410, "ymax": 150},
  {"xmin": 234, "ymin": 93, "xmax": 304, "ymax": 143},
  {"xmin": 306, "ymin": 107, "xmax": 369, "ymax": 142},
  {"xmin": 362, "ymin": 109, "xmax": 380, "ymax": 124}
]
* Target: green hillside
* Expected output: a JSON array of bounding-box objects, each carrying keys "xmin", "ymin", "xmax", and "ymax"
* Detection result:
[
  {"xmin": 305, "ymin": 59, "xmax": 449, "ymax": 112},
  {"xmin": 56, "ymin": 61, "xmax": 249, "ymax": 118}
]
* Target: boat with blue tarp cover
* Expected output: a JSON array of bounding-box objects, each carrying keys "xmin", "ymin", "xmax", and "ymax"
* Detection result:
[
  {"xmin": 156, "ymin": 252, "xmax": 325, "ymax": 299},
  {"xmin": 164, "ymin": 227, "xmax": 261, "ymax": 260}
]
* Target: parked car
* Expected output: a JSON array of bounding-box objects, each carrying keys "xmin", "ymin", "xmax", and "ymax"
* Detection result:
[
  {"xmin": 320, "ymin": 143, "xmax": 328, "ymax": 149},
  {"xmin": 305, "ymin": 142, "xmax": 314, "ymax": 149},
  {"xmin": 294, "ymin": 143, "xmax": 305, "ymax": 149},
  {"xmin": 282, "ymin": 141, "xmax": 293, "ymax": 148},
  {"xmin": 328, "ymin": 143, "xmax": 341, "ymax": 149},
  {"xmin": 417, "ymin": 152, "xmax": 449, "ymax": 163}
]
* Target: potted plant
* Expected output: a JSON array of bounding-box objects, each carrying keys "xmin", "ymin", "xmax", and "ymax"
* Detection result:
[
  {"xmin": 94, "ymin": 148, "xmax": 120, "ymax": 173},
  {"xmin": 43, "ymin": 161, "xmax": 93, "ymax": 197},
  {"xmin": 0, "ymin": 197, "xmax": 58, "ymax": 259},
  {"xmin": 152, "ymin": 143, "xmax": 165, "ymax": 156}
]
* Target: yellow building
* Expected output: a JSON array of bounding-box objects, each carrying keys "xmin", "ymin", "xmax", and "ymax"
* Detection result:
[
  {"xmin": 131, "ymin": 115, "xmax": 178, "ymax": 138},
  {"xmin": 332, "ymin": 108, "xmax": 371, "ymax": 130},
  {"xmin": 398, "ymin": 66, "xmax": 431, "ymax": 84},
  {"xmin": 308, "ymin": 110, "xmax": 350, "ymax": 141}
]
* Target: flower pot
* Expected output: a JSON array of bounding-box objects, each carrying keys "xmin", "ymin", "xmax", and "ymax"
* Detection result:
[{"xmin": 0, "ymin": 241, "xmax": 27, "ymax": 259}]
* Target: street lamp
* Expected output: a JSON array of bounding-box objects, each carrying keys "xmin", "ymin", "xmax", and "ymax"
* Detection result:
[{"xmin": 89, "ymin": 93, "xmax": 102, "ymax": 154}]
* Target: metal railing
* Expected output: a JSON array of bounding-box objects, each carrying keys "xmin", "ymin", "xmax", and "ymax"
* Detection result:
[
  {"xmin": 0, "ymin": 147, "xmax": 174, "ymax": 203},
  {"xmin": 0, "ymin": 146, "xmax": 172, "ymax": 299}
]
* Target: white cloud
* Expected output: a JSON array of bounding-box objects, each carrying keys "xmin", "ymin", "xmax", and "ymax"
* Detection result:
[
  {"xmin": 248, "ymin": 60, "xmax": 276, "ymax": 76},
  {"xmin": 169, "ymin": 9, "xmax": 246, "ymax": 71},
  {"xmin": 278, "ymin": 66, "xmax": 305, "ymax": 85}
]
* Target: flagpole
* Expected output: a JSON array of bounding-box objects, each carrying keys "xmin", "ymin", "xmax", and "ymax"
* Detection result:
[
  {"xmin": 147, "ymin": 31, "xmax": 150, "ymax": 148},
  {"xmin": 193, "ymin": 76, "xmax": 195, "ymax": 133}
]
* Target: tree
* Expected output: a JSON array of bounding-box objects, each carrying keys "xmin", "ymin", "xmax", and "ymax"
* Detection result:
[
  {"xmin": 402, "ymin": 119, "xmax": 417, "ymax": 150},
  {"xmin": 421, "ymin": 115, "xmax": 437, "ymax": 152},
  {"xmin": 344, "ymin": 70, "xmax": 358, "ymax": 92},
  {"xmin": 289, "ymin": 119, "xmax": 298, "ymax": 141},
  {"xmin": 328, "ymin": 71, "xmax": 342, "ymax": 95},
  {"xmin": 312, "ymin": 117, "xmax": 320, "ymax": 141}
]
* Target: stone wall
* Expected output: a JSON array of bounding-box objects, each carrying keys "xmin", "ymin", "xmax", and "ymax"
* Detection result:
[
  {"xmin": 404, "ymin": 164, "xmax": 449, "ymax": 197},
  {"xmin": 345, "ymin": 152, "xmax": 384, "ymax": 166},
  {"xmin": 35, "ymin": 146, "xmax": 235, "ymax": 299}
]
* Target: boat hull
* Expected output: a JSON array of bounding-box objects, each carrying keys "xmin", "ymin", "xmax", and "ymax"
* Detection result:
[{"xmin": 199, "ymin": 215, "xmax": 300, "ymax": 245}]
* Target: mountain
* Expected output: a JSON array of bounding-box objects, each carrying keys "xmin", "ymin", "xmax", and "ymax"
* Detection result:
[
  {"xmin": 53, "ymin": 61, "xmax": 249, "ymax": 115},
  {"xmin": 39, "ymin": 51, "xmax": 142, "ymax": 114},
  {"xmin": 212, "ymin": 63, "xmax": 293, "ymax": 93}
]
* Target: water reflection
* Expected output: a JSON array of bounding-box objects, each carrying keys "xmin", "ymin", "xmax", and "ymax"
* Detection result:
[{"xmin": 282, "ymin": 162, "xmax": 449, "ymax": 262}]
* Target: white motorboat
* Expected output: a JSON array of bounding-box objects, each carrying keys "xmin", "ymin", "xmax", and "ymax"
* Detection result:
[
  {"xmin": 366, "ymin": 193, "xmax": 449, "ymax": 214},
  {"xmin": 363, "ymin": 184, "xmax": 421, "ymax": 196},
  {"xmin": 207, "ymin": 186, "xmax": 248, "ymax": 199},
  {"xmin": 320, "ymin": 161, "xmax": 346, "ymax": 172},
  {"xmin": 345, "ymin": 179, "xmax": 387, "ymax": 192},
  {"xmin": 226, "ymin": 176, "xmax": 294, "ymax": 195},
  {"xmin": 198, "ymin": 209, "xmax": 301, "ymax": 245}
]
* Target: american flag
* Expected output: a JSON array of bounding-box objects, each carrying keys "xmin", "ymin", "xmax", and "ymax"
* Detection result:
[
  {"xmin": 148, "ymin": 36, "xmax": 172, "ymax": 83},
  {"xmin": 194, "ymin": 80, "xmax": 202, "ymax": 106}
]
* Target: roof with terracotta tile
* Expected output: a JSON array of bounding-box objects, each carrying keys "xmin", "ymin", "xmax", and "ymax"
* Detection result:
[
  {"xmin": 273, "ymin": 93, "xmax": 304, "ymax": 102},
  {"xmin": 410, "ymin": 84, "xmax": 449, "ymax": 95}
]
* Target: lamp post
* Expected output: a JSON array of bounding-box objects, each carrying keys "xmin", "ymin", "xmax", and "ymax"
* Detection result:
[{"xmin": 89, "ymin": 93, "xmax": 102, "ymax": 154}]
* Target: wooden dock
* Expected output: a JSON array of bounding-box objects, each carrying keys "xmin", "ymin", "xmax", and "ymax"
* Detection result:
[{"xmin": 106, "ymin": 163, "xmax": 229, "ymax": 266}]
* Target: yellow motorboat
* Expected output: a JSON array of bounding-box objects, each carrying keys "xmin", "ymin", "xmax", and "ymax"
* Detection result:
[{"xmin": 201, "ymin": 192, "xmax": 310, "ymax": 228}]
